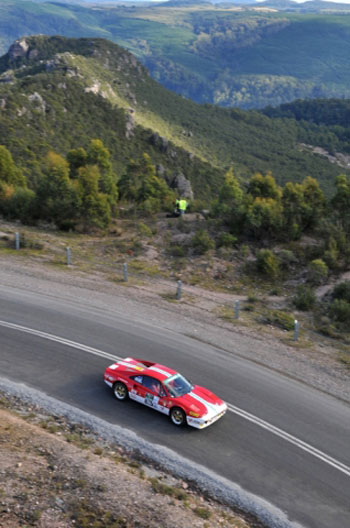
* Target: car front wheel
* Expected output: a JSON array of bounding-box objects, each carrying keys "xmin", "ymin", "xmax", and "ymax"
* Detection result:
[
  {"xmin": 170, "ymin": 407, "xmax": 186, "ymax": 426},
  {"xmin": 113, "ymin": 381, "xmax": 129, "ymax": 401}
]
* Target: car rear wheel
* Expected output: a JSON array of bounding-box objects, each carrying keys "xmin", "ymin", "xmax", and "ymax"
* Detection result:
[
  {"xmin": 113, "ymin": 381, "xmax": 128, "ymax": 401},
  {"xmin": 170, "ymin": 407, "xmax": 186, "ymax": 426}
]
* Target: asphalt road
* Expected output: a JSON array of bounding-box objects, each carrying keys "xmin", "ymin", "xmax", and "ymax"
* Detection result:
[{"xmin": 0, "ymin": 285, "xmax": 349, "ymax": 528}]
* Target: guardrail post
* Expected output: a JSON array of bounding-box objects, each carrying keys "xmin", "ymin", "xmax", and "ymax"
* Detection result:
[
  {"xmin": 123, "ymin": 262, "xmax": 128, "ymax": 282},
  {"xmin": 294, "ymin": 320, "xmax": 299, "ymax": 341},
  {"xmin": 66, "ymin": 247, "xmax": 71, "ymax": 266},
  {"xmin": 234, "ymin": 299, "xmax": 240, "ymax": 319},
  {"xmin": 176, "ymin": 280, "xmax": 182, "ymax": 300},
  {"xmin": 15, "ymin": 232, "xmax": 20, "ymax": 250}
]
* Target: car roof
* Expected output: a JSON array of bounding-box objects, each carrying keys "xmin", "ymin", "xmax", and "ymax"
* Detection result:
[
  {"xmin": 115, "ymin": 357, "xmax": 177, "ymax": 382},
  {"xmin": 143, "ymin": 363, "xmax": 177, "ymax": 382}
]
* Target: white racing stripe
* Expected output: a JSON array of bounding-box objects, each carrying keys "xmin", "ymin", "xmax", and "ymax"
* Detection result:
[
  {"xmin": 1, "ymin": 318, "xmax": 350, "ymax": 478},
  {"xmin": 148, "ymin": 366, "xmax": 172, "ymax": 377},
  {"xmin": 189, "ymin": 391, "xmax": 217, "ymax": 414}
]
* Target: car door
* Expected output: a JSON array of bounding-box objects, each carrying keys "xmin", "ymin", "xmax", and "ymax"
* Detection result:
[
  {"xmin": 130, "ymin": 375, "xmax": 171, "ymax": 415},
  {"xmin": 129, "ymin": 375, "xmax": 146, "ymax": 404},
  {"xmin": 139, "ymin": 375, "xmax": 161, "ymax": 410}
]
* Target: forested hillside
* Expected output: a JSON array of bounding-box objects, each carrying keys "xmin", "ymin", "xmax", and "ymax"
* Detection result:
[
  {"xmin": 0, "ymin": 34, "xmax": 346, "ymax": 204},
  {"xmin": 2, "ymin": 1, "xmax": 350, "ymax": 108},
  {"xmin": 262, "ymin": 99, "xmax": 350, "ymax": 155}
]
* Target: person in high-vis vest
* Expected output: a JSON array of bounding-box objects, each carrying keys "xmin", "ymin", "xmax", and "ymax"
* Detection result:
[{"xmin": 179, "ymin": 198, "xmax": 187, "ymax": 216}]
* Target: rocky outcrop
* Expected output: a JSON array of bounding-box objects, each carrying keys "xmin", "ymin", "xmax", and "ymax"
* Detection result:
[
  {"xmin": 125, "ymin": 113, "xmax": 135, "ymax": 139},
  {"xmin": 150, "ymin": 133, "xmax": 168, "ymax": 152},
  {"xmin": 8, "ymin": 38, "xmax": 29, "ymax": 60},
  {"xmin": 28, "ymin": 92, "xmax": 46, "ymax": 113},
  {"xmin": 170, "ymin": 172, "xmax": 194, "ymax": 200}
]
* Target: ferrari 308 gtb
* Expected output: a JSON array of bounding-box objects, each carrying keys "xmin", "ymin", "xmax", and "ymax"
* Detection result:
[{"xmin": 104, "ymin": 357, "xmax": 227, "ymax": 428}]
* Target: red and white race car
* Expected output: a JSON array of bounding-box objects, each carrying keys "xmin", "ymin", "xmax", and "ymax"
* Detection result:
[{"xmin": 104, "ymin": 357, "xmax": 227, "ymax": 429}]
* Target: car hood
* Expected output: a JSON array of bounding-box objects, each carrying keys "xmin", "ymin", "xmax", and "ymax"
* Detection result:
[{"xmin": 180, "ymin": 385, "xmax": 225, "ymax": 416}]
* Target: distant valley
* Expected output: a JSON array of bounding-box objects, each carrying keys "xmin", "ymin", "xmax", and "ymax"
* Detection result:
[{"xmin": 2, "ymin": 0, "xmax": 350, "ymax": 108}]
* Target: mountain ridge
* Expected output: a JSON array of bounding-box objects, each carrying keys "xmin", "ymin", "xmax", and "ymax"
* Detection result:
[{"xmin": 0, "ymin": 34, "xmax": 348, "ymax": 200}]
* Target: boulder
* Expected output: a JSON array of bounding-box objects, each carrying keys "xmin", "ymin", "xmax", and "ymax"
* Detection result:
[{"xmin": 170, "ymin": 172, "xmax": 194, "ymax": 200}]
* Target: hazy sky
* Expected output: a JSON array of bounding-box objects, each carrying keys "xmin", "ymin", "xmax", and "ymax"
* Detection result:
[
  {"xmin": 259, "ymin": 0, "xmax": 350, "ymax": 3},
  {"xmin": 258, "ymin": 0, "xmax": 350, "ymax": 3}
]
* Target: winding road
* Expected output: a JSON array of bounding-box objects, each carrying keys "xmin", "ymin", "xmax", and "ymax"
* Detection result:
[{"xmin": 0, "ymin": 284, "xmax": 349, "ymax": 528}]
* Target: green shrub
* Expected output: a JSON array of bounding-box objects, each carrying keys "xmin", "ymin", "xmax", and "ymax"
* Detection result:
[
  {"xmin": 217, "ymin": 232, "xmax": 237, "ymax": 248},
  {"xmin": 247, "ymin": 294, "xmax": 258, "ymax": 303},
  {"xmin": 240, "ymin": 244, "xmax": 250, "ymax": 258},
  {"xmin": 293, "ymin": 285, "xmax": 316, "ymax": 311},
  {"xmin": 264, "ymin": 310, "xmax": 295, "ymax": 330},
  {"xmin": 7, "ymin": 187, "xmax": 36, "ymax": 224},
  {"xmin": 137, "ymin": 222, "xmax": 153, "ymax": 238},
  {"xmin": 323, "ymin": 237, "xmax": 339, "ymax": 270},
  {"xmin": 308, "ymin": 259, "xmax": 328, "ymax": 285},
  {"xmin": 149, "ymin": 478, "xmax": 187, "ymax": 500},
  {"xmin": 193, "ymin": 507, "xmax": 211, "ymax": 520},
  {"xmin": 278, "ymin": 249, "xmax": 298, "ymax": 270},
  {"xmin": 169, "ymin": 244, "xmax": 187, "ymax": 257},
  {"xmin": 332, "ymin": 281, "xmax": 350, "ymax": 303},
  {"xmin": 191, "ymin": 229, "xmax": 215, "ymax": 255},
  {"xmin": 256, "ymin": 249, "xmax": 280, "ymax": 278},
  {"xmin": 329, "ymin": 299, "xmax": 350, "ymax": 324}
]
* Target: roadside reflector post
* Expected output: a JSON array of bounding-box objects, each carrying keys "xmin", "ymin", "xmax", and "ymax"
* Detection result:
[
  {"xmin": 294, "ymin": 320, "xmax": 299, "ymax": 341},
  {"xmin": 176, "ymin": 280, "xmax": 182, "ymax": 300},
  {"xmin": 15, "ymin": 232, "xmax": 20, "ymax": 250},
  {"xmin": 66, "ymin": 247, "xmax": 71, "ymax": 266},
  {"xmin": 234, "ymin": 299, "xmax": 240, "ymax": 319},
  {"xmin": 123, "ymin": 262, "xmax": 128, "ymax": 282}
]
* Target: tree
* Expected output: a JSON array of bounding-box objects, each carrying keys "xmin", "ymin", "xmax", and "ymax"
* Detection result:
[
  {"xmin": 87, "ymin": 139, "xmax": 118, "ymax": 208},
  {"xmin": 282, "ymin": 177, "xmax": 325, "ymax": 237},
  {"xmin": 213, "ymin": 167, "xmax": 245, "ymax": 231},
  {"xmin": 119, "ymin": 153, "xmax": 174, "ymax": 213},
  {"xmin": 67, "ymin": 147, "xmax": 88, "ymax": 178},
  {"xmin": 282, "ymin": 181, "xmax": 305, "ymax": 239},
  {"xmin": 301, "ymin": 176, "xmax": 325, "ymax": 229},
  {"xmin": 6, "ymin": 188, "xmax": 36, "ymax": 224},
  {"xmin": 76, "ymin": 165, "xmax": 111, "ymax": 230},
  {"xmin": 247, "ymin": 172, "xmax": 282, "ymax": 200},
  {"xmin": 0, "ymin": 145, "xmax": 26, "ymax": 187},
  {"xmin": 36, "ymin": 151, "xmax": 79, "ymax": 229},
  {"xmin": 331, "ymin": 174, "xmax": 350, "ymax": 232},
  {"xmin": 118, "ymin": 159, "xmax": 140, "ymax": 202},
  {"xmin": 245, "ymin": 197, "xmax": 283, "ymax": 239}
]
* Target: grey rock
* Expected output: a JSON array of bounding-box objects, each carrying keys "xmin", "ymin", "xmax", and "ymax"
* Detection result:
[
  {"xmin": 170, "ymin": 173, "xmax": 194, "ymax": 200},
  {"xmin": 8, "ymin": 39, "xmax": 29, "ymax": 60}
]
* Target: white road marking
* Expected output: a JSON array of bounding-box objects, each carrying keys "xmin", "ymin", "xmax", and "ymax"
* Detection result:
[
  {"xmin": 227, "ymin": 403, "xmax": 350, "ymax": 478},
  {"xmin": 1, "ymin": 319, "xmax": 350, "ymax": 478},
  {"xmin": 0, "ymin": 319, "xmax": 121, "ymax": 362}
]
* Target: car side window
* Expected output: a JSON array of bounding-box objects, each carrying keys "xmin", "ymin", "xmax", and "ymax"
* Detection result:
[
  {"xmin": 142, "ymin": 376, "xmax": 161, "ymax": 394},
  {"xmin": 132, "ymin": 375, "xmax": 143, "ymax": 384}
]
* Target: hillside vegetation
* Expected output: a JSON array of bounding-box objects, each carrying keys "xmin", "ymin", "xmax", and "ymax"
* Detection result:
[
  {"xmin": 0, "ymin": 34, "xmax": 347, "ymax": 203},
  {"xmin": 2, "ymin": 1, "xmax": 350, "ymax": 108}
]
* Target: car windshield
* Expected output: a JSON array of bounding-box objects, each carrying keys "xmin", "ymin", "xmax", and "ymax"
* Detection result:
[{"xmin": 163, "ymin": 373, "xmax": 193, "ymax": 398}]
